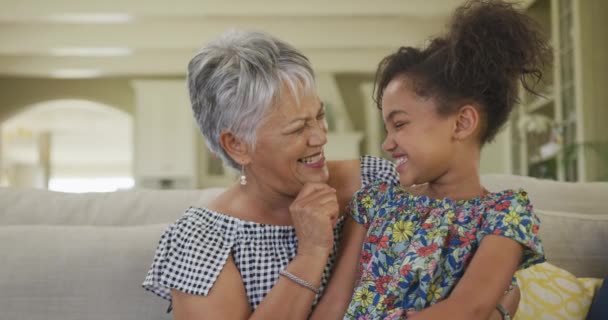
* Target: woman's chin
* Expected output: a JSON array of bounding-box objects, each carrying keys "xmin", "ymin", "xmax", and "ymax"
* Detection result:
[
  {"xmin": 305, "ymin": 172, "xmax": 330, "ymax": 184},
  {"xmin": 296, "ymin": 168, "xmax": 329, "ymax": 185}
]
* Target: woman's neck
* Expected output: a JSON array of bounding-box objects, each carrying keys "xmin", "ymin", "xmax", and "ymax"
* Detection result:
[{"xmin": 210, "ymin": 182, "xmax": 295, "ymax": 226}]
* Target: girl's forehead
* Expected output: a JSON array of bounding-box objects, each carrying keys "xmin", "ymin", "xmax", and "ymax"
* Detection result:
[{"xmin": 381, "ymin": 90, "xmax": 439, "ymax": 121}]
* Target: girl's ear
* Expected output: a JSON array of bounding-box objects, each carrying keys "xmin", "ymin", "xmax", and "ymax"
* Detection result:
[
  {"xmin": 453, "ymin": 104, "xmax": 480, "ymax": 141},
  {"xmin": 219, "ymin": 131, "xmax": 252, "ymax": 165}
]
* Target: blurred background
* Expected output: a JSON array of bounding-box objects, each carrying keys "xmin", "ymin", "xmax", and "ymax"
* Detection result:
[{"xmin": 0, "ymin": 0, "xmax": 606, "ymax": 193}]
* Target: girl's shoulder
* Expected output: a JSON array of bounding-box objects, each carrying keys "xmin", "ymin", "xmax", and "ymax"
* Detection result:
[{"xmin": 481, "ymin": 188, "xmax": 533, "ymax": 214}]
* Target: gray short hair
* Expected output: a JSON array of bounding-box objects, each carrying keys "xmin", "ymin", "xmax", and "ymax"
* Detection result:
[{"xmin": 187, "ymin": 30, "xmax": 316, "ymax": 170}]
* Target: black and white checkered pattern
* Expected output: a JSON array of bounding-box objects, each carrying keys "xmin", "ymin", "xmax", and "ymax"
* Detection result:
[
  {"xmin": 360, "ymin": 155, "xmax": 399, "ymax": 187},
  {"xmin": 142, "ymin": 207, "xmax": 344, "ymax": 309},
  {"xmin": 142, "ymin": 208, "xmax": 238, "ymax": 300},
  {"xmin": 142, "ymin": 155, "xmax": 397, "ymax": 310}
]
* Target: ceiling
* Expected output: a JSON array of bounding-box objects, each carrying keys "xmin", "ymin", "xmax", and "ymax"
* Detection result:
[
  {"xmin": 0, "ymin": 0, "xmax": 479, "ymax": 78},
  {"xmin": 0, "ymin": 0, "xmax": 535, "ymax": 179}
]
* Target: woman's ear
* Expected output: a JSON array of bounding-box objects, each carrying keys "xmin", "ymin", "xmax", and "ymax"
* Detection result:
[
  {"xmin": 219, "ymin": 131, "xmax": 251, "ymax": 165},
  {"xmin": 453, "ymin": 104, "xmax": 480, "ymax": 141}
]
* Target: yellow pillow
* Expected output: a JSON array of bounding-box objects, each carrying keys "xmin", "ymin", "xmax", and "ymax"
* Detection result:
[{"xmin": 514, "ymin": 262, "xmax": 603, "ymax": 320}]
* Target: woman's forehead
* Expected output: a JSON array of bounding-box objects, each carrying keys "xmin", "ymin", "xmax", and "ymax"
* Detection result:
[{"xmin": 271, "ymin": 91, "xmax": 321, "ymax": 117}]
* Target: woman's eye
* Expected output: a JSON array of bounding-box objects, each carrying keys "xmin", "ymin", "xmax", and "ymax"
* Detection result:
[
  {"xmin": 316, "ymin": 112, "xmax": 326, "ymax": 120},
  {"xmin": 394, "ymin": 122, "xmax": 408, "ymax": 129},
  {"xmin": 293, "ymin": 127, "xmax": 306, "ymax": 134}
]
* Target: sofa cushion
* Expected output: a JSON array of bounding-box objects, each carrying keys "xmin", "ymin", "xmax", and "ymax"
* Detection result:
[
  {"xmin": 514, "ymin": 262, "xmax": 603, "ymax": 320},
  {"xmin": 535, "ymin": 209, "xmax": 608, "ymax": 278},
  {"xmin": 0, "ymin": 187, "xmax": 225, "ymax": 226},
  {"xmin": 481, "ymin": 174, "xmax": 608, "ymax": 215},
  {"xmin": 0, "ymin": 224, "xmax": 172, "ymax": 320}
]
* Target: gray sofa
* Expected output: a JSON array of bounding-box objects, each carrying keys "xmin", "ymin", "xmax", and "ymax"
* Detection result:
[{"xmin": 1, "ymin": 175, "xmax": 606, "ymax": 320}]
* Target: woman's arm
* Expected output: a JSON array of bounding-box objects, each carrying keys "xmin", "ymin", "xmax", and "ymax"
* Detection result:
[
  {"xmin": 172, "ymin": 252, "xmax": 330, "ymax": 320},
  {"xmin": 490, "ymin": 286, "xmax": 520, "ymax": 320},
  {"xmin": 172, "ymin": 256, "xmax": 250, "ymax": 319},
  {"xmin": 409, "ymin": 235, "xmax": 523, "ymax": 320},
  {"xmin": 308, "ymin": 160, "xmax": 364, "ymax": 320},
  {"xmin": 173, "ymin": 183, "xmax": 340, "ymax": 320},
  {"xmin": 309, "ymin": 218, "xmax": 367, "ymax": 320},
  {"xmin": 326, "ymin": 160, "xmax": 361, "ymax": 213}
]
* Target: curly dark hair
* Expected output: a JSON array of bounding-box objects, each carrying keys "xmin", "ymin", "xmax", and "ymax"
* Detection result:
[{"xmin": 374, "ymin": 0, "xmax": 551, "ymax": 143}]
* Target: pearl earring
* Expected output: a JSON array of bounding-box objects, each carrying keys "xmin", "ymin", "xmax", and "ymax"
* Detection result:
[{"xmin": 240, "ymin": 165, "xmax": 247, "ymax": 185}]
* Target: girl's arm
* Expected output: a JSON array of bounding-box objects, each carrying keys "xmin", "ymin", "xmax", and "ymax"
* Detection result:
[
  {"xmin": 312, "ymin": 223, "xmax": 521, "ymax": 320},
  {"xmin": 309, "ymin": 217, "xmax": 367, "ymax": 320},
  {"xmin": 407, "ymin": 286, "xmax": 520, "ymax": 320},
  {"xmin": 409, "ymin": 235, "xmax": 523, "ymax": 320}
]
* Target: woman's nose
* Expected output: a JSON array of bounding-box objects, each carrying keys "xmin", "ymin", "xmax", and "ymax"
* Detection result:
[{"xmin": 308, "ymin": 123, "xmax": 327, "ymax": 147}]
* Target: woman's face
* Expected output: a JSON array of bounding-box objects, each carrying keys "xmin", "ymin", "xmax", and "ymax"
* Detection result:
[{"xmin": 248, "ymin": 86, "xmax": 329, "ymax": 196}]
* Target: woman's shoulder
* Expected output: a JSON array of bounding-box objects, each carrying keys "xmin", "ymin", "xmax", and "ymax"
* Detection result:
[
  {"xmin": 142, "ymin": 206, "xmax": 243, "ymax": 301},
  {"xmin": 154, "ymin": 207, "xmax": 246, "ymax": 259},
  {"xmin": 360, "ymin": 155, "xmax": 399, "ymax": 187},
  {"xmin": 176, "ymin": 206, "xmax": 241, "ymax": 232},
  {"xmin": 180, "ymin": 205, "xmax": 301, "ymax": 240}
]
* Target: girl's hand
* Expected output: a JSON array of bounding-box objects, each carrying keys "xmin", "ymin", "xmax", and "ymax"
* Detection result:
[{"xmin": 406, "ymin": 310, "xmax": 418, "ymax": 318}]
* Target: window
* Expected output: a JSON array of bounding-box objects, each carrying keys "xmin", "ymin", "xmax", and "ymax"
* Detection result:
[{"xmin": 48, "ymin": 177, "xmax": 134, "ymax": 193}]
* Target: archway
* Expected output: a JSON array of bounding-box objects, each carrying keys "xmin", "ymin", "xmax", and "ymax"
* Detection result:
[{"xmin": 1, "ymin": 99, "xmax": 133, "ymax": 192}]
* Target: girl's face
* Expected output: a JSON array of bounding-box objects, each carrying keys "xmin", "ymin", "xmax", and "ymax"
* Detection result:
[{"xmin": 381, "ymin": 76, "xmax": 458, "ymax": 187}]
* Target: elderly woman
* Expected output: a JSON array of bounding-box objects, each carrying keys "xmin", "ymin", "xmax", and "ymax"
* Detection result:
[
  {"xmin": 143, "ymin": 30, "xmax": 519, "ymax": 319},
  {"xmin": 142, "ymin": 30, "xmax": 370, "ymax": 319}
]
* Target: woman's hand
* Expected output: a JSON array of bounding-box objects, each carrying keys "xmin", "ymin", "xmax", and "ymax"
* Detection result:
[{"xmin": 289, "ymin": 182, "xmax": 339, "ymax": 258}]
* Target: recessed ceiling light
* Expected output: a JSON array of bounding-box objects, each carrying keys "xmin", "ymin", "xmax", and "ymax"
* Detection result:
[
  {"xmin": 50, "ymin": 69, "xmax": 103, "ymax": 78},
  {"xmin": 48, "ymin": 13, "xmax": 133, "ymax": 24},
  {"xmin": 50, "ymin": 47, "xmax": 133, "ymax": 57}
]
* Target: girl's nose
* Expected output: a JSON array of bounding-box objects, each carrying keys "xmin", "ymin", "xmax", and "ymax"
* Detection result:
[{"xmin": 382, "ymin": 135, "xmax": 396, "ymax": 152}]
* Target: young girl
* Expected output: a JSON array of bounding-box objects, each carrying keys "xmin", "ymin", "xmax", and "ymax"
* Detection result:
[{"xmin": 314, "ymin": 1, "xmax": 548, "ymax": 319}]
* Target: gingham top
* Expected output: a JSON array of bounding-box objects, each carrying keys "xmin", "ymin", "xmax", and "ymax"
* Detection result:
[{"xmin": 142, "ymin": 155, "xmax": 398, "ymax": 310}]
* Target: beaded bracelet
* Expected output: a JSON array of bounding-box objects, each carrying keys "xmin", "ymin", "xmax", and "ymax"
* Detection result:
[
  {"xmin": 504, "ymin": 283, "xmax": 516, "ymax": 294},
  {"xmin": 496, "ymin": 303, "xmax": 511, "ymax": 320},
  {"xmin": 279, "ymin": 269, "xmax": 321, "ymax": 295}
]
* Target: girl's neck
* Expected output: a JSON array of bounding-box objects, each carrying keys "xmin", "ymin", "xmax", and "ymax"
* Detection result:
[
  {"xmin": 412, "ymin": 155, "xmax": 485, "ymax": 201},
  {"xmin": 416, "ymin": 176, "xmax": 486, "ymax": 201}
]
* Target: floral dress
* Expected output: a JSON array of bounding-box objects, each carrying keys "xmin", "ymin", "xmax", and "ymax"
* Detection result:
[{"xmin": 344, "ymin": 182, "xmax": 545, "ymax": 319}]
